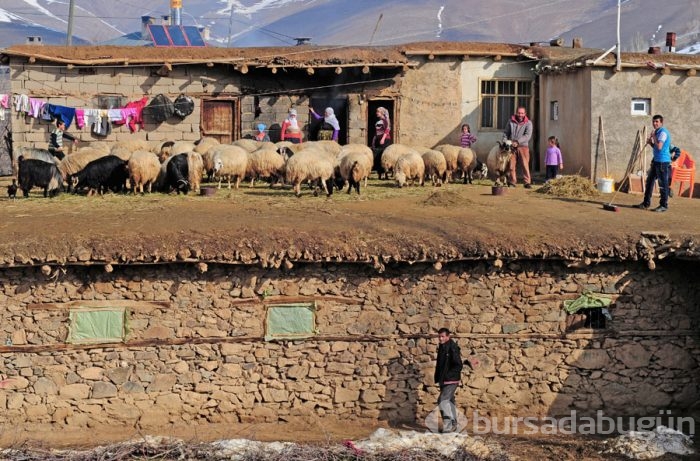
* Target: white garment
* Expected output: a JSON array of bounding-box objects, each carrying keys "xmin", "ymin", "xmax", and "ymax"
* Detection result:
[
  {"xmin": 107, "ymin": 109, "xmax": 123, "ymax": 122},
  {"xmin": 13, "ymin": 94, "xmax": 30, "ymax": 113}
]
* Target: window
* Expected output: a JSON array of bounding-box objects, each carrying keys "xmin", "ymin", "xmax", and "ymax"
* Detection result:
[
  {"xmin": 96, "ymin": 95, "xmax": 127, "ymax": 110},
  {"xmin": 264, "ymin": 302, "xmax": 317, "ymax": 341},
  {"xmin": 67, "ymin": 307, "xmax": 128, "ymax": 344},
  {"xmin": 566, "ymin": 307, "xmax": 609, "ymax": 332},
  {"xmin": 550, "ymin": 101, "xmax": 559, "ymax": 121},
  {"xmin": 480, "ymin": 79, "xmax": 532, "ymax": 129},
  {"xmin": 631, "ymin": 98, "xmax": 651, "ymax": 116}
]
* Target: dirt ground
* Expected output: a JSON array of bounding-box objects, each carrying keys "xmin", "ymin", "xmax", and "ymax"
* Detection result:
[
  {"xmin": 0, "ymin": 176, "xmax": 699, "ymax": 266},
  {"xmin": 1, "ymin": 176, "xmax": 699, "ymax": 459}
]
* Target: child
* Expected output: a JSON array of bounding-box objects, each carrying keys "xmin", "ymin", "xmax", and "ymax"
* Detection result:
[
  {"xmin": 545, "ymin": 136, "xmax": 563, "ymax": 181},
  {"xmin": 48, "ymin": 120, "xmax": 78, "ymax": 160},
  {"xmin": 459, "ymin": 124, "xmax": 477, "ymax": 148},
  {"xmin": 255, "ymin": 123, "xmax": 270, "ymax": 142}
]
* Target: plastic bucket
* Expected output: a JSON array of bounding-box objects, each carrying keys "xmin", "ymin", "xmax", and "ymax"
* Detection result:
[{"xmin": 597, "ymin": 178, "xmax": 614, "ymax": 193}]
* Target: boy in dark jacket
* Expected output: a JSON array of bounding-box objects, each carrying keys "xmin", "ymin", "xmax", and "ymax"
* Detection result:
[{"xmin": 434, "ymin": 327, "xmax": 463, "ymax": 433}]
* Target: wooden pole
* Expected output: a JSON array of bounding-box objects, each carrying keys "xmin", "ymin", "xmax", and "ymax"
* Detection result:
[{"xmin": 600, "ymin": 116, "xmax": 609, "ymax": 177}]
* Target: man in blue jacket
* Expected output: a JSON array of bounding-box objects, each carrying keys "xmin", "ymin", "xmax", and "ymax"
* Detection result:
[
  {"xmin": 434, "ymin": 328, "xmax": 463, "ymax": 433},
  {"xmin": 635, "ymin": 114, "xmax": 672, "ymax": 212}
]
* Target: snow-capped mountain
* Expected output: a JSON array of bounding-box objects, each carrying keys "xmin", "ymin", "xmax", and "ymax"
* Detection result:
[{"xmin": 0, "ymin": 0, "xmax": 698, "ymax": 53}]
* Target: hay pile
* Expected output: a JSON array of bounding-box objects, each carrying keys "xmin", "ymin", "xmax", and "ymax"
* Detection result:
[
  {"xmin": 422, "ymin": 189, "xmax": 470, "ymax": 206},
  {"xmin": 536, "ymin": 175, "xmax": 600, "ymax": 199}
]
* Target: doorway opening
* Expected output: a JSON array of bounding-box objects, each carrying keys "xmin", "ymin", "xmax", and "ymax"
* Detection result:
[
  {"xmin": 367, "ymin": 99, "xmax": 395, "ymax": 146},
  {"xmin": 309, "ymin": 98, "xmax": 348, "ymax": 144}
]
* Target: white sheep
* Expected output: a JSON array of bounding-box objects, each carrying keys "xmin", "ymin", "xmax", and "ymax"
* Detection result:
[
  {"xmin": 110, "ymin": 146, "xmax": 133, "ymax": 161},
  {"xmin": 128, "ymin": 150, "xmax": 161, "ymax": 194},
  {"xmin": 210, "ymin": 145, "xmax": 249, "ymax": 189},
  {"xmin": 381, "ymin": 144, "xmax": 418, "ymax": 180},
  {"xmin": 434, "ymin": 144, "xmax": 460, "ymax": 183},
  {"xmin": 57, "ymin": 148, "xmax": 110, "ymax": 179},
  {"xmin": 285, "ymin": 148, "xmax": 335, "ymax": 197},
  {"xmin": 338, "ymin": 144, "xmax": 373, "ymax": 188},
  {"xmin": 193, "ymin": 137, "xmax": 220, "ymax": 156},
  {"xmin": 394, "ymin": 152, "xmax": 425, "ymax": 188},
  {"xmin": 247, "ymin": 147, "xmax": 286, "ymax": 187},
  {"xmin": 232, "ymin": 138, "xmax": 262, "ymax": 153},
  {"xmin": 456, "ymin": 147, "xmax": 477, "ymax": 184},
  {"xmin": 111, "ymin": 139, "xmax": 152, "ymax": 154},
  {"xmin": 487, "ymin": 142, "xmax": 515, "ymax": 187},
  {"xmin": 169, "ymin": 141, "xmax": 196, "ymax": 158},
  {"xmin": 338, "ymin": 150, "xmax": 372, "ymax": 195},
  {"xmin": 422, "ymin": 150, "xmax": 447, "ymax": 186}
]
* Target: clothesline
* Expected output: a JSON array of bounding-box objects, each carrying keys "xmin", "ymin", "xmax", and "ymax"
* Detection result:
[{"xmin": 0, "ymin": 93, "xmax": 151, "ymax": 134}]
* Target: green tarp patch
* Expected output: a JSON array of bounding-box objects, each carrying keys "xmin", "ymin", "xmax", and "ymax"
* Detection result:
[
  {"xmin": 68, "ymin": 308, "xmax": 127, "ymax": 344},
  {"xmin": 564, "ymin": 292, "xmax": 613, "ymax": 315},
  {"xmin": 265, "ymin": 303, "xmax": 316, "ymax": 341}
]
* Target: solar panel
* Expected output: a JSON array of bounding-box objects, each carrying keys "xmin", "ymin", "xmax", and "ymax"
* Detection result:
[
  {"xmin": 184, "ymin": 26, "xmax": 206, "ymax": 47},
  {"xmin": 148, "ymin": 25, "xmax": 171, "ymax": 47},
  {"xmin": 167, "ymin": 25, "xmax": 189, "ymax": 46}
]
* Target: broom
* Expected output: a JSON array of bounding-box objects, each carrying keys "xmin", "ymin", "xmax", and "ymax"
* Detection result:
[{"xmin": 603, "ymin": 137, "xmax": 648, "ymax": 212}]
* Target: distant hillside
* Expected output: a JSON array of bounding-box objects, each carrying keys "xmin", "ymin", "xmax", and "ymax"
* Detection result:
[{"xmin": 0, "ymin": 0, "xmax": 698, "ymax": 52}]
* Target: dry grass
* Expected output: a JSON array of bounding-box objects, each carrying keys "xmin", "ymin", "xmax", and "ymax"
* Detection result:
[
  {"xmin": 535, "ymin": 175, "xmax": 600, "ymax": 199},
  {"xmin": 0, "ymin": 438, "xmax": 509, "ymax": 461}
]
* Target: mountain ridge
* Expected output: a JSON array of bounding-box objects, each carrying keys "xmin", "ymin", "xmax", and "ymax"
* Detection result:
[{"xmin": 0, "ymin": 0, "xmax": 698, "ymax": 52}]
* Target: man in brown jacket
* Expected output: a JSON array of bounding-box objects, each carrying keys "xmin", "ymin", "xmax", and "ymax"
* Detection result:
[{"xmin": 503, "ymin": 107, "xmax": 533, "ymax": 188}]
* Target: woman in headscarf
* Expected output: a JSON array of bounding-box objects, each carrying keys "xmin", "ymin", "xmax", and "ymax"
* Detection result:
[
  {"xmin": 281, "ymin": 108, "xmax": 303, "ymax": 144},
  {"xmin": 375, "ymin": 107, "xmax": 391, "ymax": 138},
  {"xmin": 255, "ymin": 123, "xmax": 270, "ymax": 142},
  {"xmin": 310, "ymin": 107, "xmax": 340, "ymax": 142}
]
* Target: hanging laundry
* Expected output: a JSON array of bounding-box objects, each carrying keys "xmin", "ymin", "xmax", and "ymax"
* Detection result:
[
  {"xmin": 83, "ymin": 108, "xmax": 101, "ymax": 128},
  {"xmin": 0, "ymin": 94, "xmax": 10, "ymax": 109},
  {"xmin": 107, "ymin": 108, "xmax": 123, "ymax": 123},
  {"xmin": 75, "ymin": 108, "xmax": 86, "ymax": 129},
  {"xmin": 29, "ymin": 98, "xmax": 46, "ymax": 118},
  {"xmin": 13, "ymin": 94, "xmax": 30, "ymax": 114},
  {"xmin": 114, "ymin": 96, "xmax": 149, "ymax": 132},
  {"xmin": 46, "ymin": 104, "xmax": 76, "ymax": 129}
]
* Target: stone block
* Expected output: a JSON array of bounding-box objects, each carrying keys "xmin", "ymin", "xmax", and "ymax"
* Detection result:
[
  {"xmin": 564, "ymin": 349, "xmax": 610, "ymax": 369},
  {"xmin": 78, "ymin": 367, "xmax": 105, "ymax": 380},
  {"xmin": 91, "ymin": 381, "xmax": 118, "ymax": 399},
  {"xmin": 147, "ymin": 373, "xmax": 177, "ymax": 392},
  {"xmin": 60, "ymin": 383, "xmax": 91, "ymax": 399},
  {"xmin": 334, "ymin": 387, "xmax": 360, "ymax": 403}
]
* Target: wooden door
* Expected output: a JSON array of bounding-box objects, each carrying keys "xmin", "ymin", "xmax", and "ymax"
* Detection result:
[{"xmin": 201, "ymin": 99, "xmax": 238, "ymax": 143}]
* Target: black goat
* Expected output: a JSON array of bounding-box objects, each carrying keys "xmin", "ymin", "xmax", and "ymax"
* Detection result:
[
  {"xmin": 68, "ymin": 155, "xmax": 128, "ymax": 196},
  {"xmin": 17, "ymin": 156, "xmax": 63, "ymax": 198}
]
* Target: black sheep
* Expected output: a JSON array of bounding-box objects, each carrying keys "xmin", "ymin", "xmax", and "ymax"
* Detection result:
[
  {"xmin": 164, "ymin": 153, "xmax": 190, "ymax": 195},
  {"xmin": 17, "ymin": 156, "xmax": 63, "ymax": 198},
  {"xmin": 68, "ymin": 155, "xmax": 128, "ymax": 196}
]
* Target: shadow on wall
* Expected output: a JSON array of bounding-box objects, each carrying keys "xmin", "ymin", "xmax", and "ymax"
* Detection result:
[
  {"xmin": 378, "ymin": 355, "xmax": 421, "ymax": 426},
  {"xmin": 430, "ymin": 260, "xmax": 700, "ymax": 437}
]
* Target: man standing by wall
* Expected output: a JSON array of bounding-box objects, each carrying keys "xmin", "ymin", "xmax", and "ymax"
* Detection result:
[
  {"xmin": 635, "ymin": 114, "xmax": 672, "ymax": 212},
  {"xmin": 434, "ymin": 327, "xmax": 463, "ymax": 433},
  {"xmin": 503, "ymin": 106, "xmax": 533, "ymax": 188}
]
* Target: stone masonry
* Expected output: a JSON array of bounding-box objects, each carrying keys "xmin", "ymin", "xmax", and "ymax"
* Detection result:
[{"xmin": 0, "ymin": 260, "xmax": 698, "ymax": 431}]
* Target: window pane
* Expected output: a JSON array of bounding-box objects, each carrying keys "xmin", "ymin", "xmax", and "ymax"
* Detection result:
[
  {"xmin": 481, "ymin": 80, "xmax": 496, "ymax": 95},
  {"xmin": 517, "ymin": 81, "xmax": 531, "ymax": 95},
  {"xmin": 481, "ymin": 97, "xmax": 494, "ymax": 128},
  {"xmin": 497, "ymin": 96, "xmax": 515, "ymax": 129},
  {"xmin": 498, "ymin": 81, "xmax": 515, "ymax": 94}
]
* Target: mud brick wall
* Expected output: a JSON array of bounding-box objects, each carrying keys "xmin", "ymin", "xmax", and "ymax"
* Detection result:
[{"xmin": 0, "ymin": 260, "xmax": 698, "ymax": 430}]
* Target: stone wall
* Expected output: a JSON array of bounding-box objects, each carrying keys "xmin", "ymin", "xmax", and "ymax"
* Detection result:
[{"xmin": 0, "ymin": 260, "xmax": 698, "ymax": 430}]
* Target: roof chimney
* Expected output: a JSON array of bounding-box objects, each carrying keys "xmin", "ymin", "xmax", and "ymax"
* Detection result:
[
  {"xmin": 572, "ymin": 37, "xmax": 583, "ymax": 48},
  {"xmin": 141, "ymin": 15, "xmax": 154, "ymax": 40},
  {"xmin": 666, "ymin": 32, "xmax": 676, "ymax": 52},
  {"xmin": 170, "ymin": 0, "xmax": 182, "ymax": 26},
  {"xmin": 162, "ymin": 14, "xmax": 171, "ymax": 26},
  {"xmin": 26, "ymin": 36, "xmax": 43, "ymax": 45}
]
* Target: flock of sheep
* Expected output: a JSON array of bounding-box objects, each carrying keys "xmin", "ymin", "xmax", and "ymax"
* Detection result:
[{"xmin": 13, "ymin": 136, "xmax": 503, "ymax": 198}]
